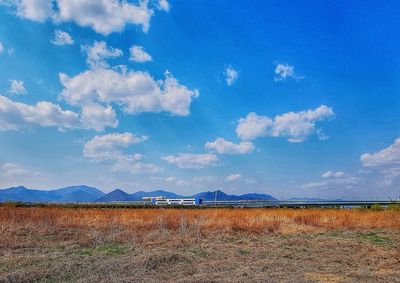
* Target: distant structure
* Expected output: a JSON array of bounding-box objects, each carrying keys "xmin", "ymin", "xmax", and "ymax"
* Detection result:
[{"xmin": 143, "ymin": 196, "xmax": 203, "ymax": 206}]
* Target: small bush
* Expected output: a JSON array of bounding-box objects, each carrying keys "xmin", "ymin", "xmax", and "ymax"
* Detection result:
[
  {"xmin": 370, "ymin": 204, "xmax": 382, "ymax": 211},
  {"xmin": 388, "ymin": 204, "xmax": 400, "ymax": 211}
]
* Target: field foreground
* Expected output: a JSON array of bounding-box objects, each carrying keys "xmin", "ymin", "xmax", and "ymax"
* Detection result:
[{"xmin": 0, "ymin": 206, "xmax": 400, "ymax": 282}]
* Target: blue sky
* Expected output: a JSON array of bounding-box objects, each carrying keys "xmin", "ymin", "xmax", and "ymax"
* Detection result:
[{"xmin": 0, "ymin": 0, "xmax": 399, "ymax": 199}]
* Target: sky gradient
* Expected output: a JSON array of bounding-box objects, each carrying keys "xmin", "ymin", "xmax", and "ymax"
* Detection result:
[{"xmin": 0, "ymin": 0, "xmax": 399, "ymax": 199}]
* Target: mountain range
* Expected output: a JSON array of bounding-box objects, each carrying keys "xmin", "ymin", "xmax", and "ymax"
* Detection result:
[{"xmin": 0, "ymin": 186, "xmax": 277, "ymax": 203}]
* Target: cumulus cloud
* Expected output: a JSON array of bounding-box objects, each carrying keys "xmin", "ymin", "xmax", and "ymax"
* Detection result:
[
  {"xmin": 236, "ymin": 105, "xmax": 334, "ymax": 142},
  {"xmin": 0, "ymin": 163, "xmax": 29, "ymax": 176},
  {"xmin": 83, "ymin": 132, "xmax": 147, "ymax": 160},
  {"xmin": 0, "ymin": 42, "xmax": 4, "ymax": 54},
  {"xmin": 224, "ymin": 66, "xmax": 238, "ymax": 86},
  {"xmin": 302, "ymin": 175, "xmax": 361, "ymax": 190},
  {"xmin": 158, "ymin": 0, "xmax": 170, "ymax": 11},
  {"xmin": 225, "ymin": 173, "xmax": 254, "ymax": 184},
  {"xmin": 129, "ymin": 45, "xmax": 152, "ymax": 63},
  {"xmin": 59, "ymin": 68, "xmax": 199, "ymax": 116},
  {"xmin": 193, "ymin": 176, "xmax": 218, "ymax": 183},
  {"xmin": 162, "ymin": 153, "xmax": 219, "ymax": 169},
  {"xmin": 0, "ymin": 95, "xmax": 117, "ymax": 131},
  {"xmin": 1, "ymin": 0, "xmax": 155, "ymax": 35},
  {"xmin": 3, "ymin": 0, "xmax": 54, "ymax": 22},
  {"xmin": 0, "ymin": 95, "xmax": 79, "ymax": 131},
  {"xmin": 205, "ymin": 137, "xmax": 254, "ymax": 155},
  {"xmin": 322, "ymin": 171, "xmax": 346, "ymax": 178},
  {"xmin": 9, "ymin": 79, "xmax": 26, "ymax": 95},
  {"xmin": 226, "ymin": 173, "xmax": 242, "ymax": 181},
  {"xmin": 50, "ymin": 29, "xmax": 74, "ymax": 45},
  {"xmin": 361, "ymin": 138, "xmax": 400, "ymax": 186},
  {"xmin": 82, "ymin": 41, "xmax": 123, "ymax": 68},
  {"xmin": 83, "ymin": 133, "xmax": 161, "ymax": 174},
  {"xmin": 274, "ymin": 63, "xmax": 304, "ymax": 82},
  {"xmin": 361, "ymin": 138, "xmax": 400, "ymax": 168}
]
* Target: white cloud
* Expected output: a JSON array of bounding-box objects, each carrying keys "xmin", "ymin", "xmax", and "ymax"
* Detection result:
[
  {"xmin": 236, "ymin": 105, "xmax": 334, "ymax": 142},
  {"xmin": 83, "ymin": 132, "xmax": 147, "ymax": 160},
  {"xmin": 225, "ymin": 173, "xmax": 254, "ymax": 184},
  {"xmin": 51, "ymin": 29, "xmax": 74, "ymax": 45},
  {"xmin": 79, "ymin": 103, "xmax": 118, "ymax": 131},
  {"xmin": 59, "ymin": 68, "xmax": 199, "ymax": 116},
  {"xmin": 162, "ymin": 153, "xmax": 219, "ymax": 169},
  {"xmin": 0, "ymin": 163, "xmax": 29, "ymax": 176},
  {"xmin": 83, "ymin": 133, "xmax": 160, "ymax": 174},
  {"xmin": 7, "ymin": 0, "xmax": 53, "ymax": 22},
  {"xmin": 82, "ymin": 41, "xmax": 123, "ymax": 69},
  {"xmin": 1, "ymin": 0, "xmax": 155, "ymax": 35},
  {"xmin": 9, "ymin": 79, "xmax": 26, "ymax": 95},
  {"xmin": 0, "ymin": 42, "xmax": 4, "ymax": 54},
  {"xmin": 193, "ymin": 176, "xmax": 218, "ymax": 183},
  {"xmin": 158, "ymin": 0, "xmax": 170, "ymax": 12},
  {"xmin": 361, "ymin": 138, "xmax": 400, "ymax": 167},
  {"xmin": 226, "ymin": 173, "xmax": 242, "ymax": 182},
  {"xmin": 360, "ymin": 138, "xmax": 400, "ymax": 187},
  {"xmin": 0, "ymin": 95, "xmax": 116, "ymax": 131},
  {"xmin": 205, "ymin": 137, "xmax": 254, "ymax": 155},
  {"xmin": 111, "ymin": 160, "xmax": 162, "ymax": 174},
  {"xmin": 129, "ymin": 45, "xmax": 152, "ymax": 63},
  {"xmin": 56, "ymin": 0, "xmax": 153, "ymax": 35},
  {"xmin": 274, "ymin": 63, "xmax": 304, "ymax": 82},
  {"xmin": 0, "ymin": 95, "xmax": 78, "ymax": 130},
  {"xmin": 322, "ymin": 171, "xmax": 346, "ymax": 178},
  {"xmin": 224, "ymin": 66, "xmax": 238, "ymax": 86},
  {"xmin": 302, "ymin": 175, "xmax": 361, "ymax": 190}
]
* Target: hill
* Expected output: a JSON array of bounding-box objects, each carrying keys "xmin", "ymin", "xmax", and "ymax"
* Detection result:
[
  {"xmin": 0, "ymin": 186, "xmax": 277, "ymax": 203},
  {"xmin": 0, "ymin": 185, "xmax": 105, "ymax": 202}
]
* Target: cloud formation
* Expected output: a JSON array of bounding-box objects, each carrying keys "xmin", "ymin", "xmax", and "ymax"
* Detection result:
[
  {"xmin": 361, "ymin": 138, "xmax": 400, "ymax": 168},
  {"xmin": 158, "ymin": 0, "xmax": 170, "ymax": 12},
  {"xmin": 205, "ymin": 137, "xmax": 254, "ymax": 155},
  {"xmin": 84, "ymin": 132, "xmax": 161, "ymax": 174},
  {"xmin": 236, "ymin": 105, "xmax": 334, "ymax": 142},
  {"xmin": 1, "ymin": 0, "xmax": 155, "ymax": 35},
  {"xmin": 162, "ymin": 153, "xmax": 219, "ymax": 168},
  {"xmin": 0, "ymin": 95, "xmax": 117, "ymax": 131},
  {"xmin": 322, "ymin": 171, "xmax": 346, "ymax": 178},
  {"xmin": 9, "ymin": 79, "xmax": 26, "ymax": 95},
  {"xmin": 59, "ymin": 68, "xmax": 199, "ymax": 116},
  {"xmin": 224, "ymin": 66, "xmax": 238, "ymax": 86},
  {"xmin": 0, "ymin": 163, "xmax": 29, "ymax": 177},
  {"xmin": 51, "ymin": 29, "xmax": 74, "ymax": 46},
  {"xmin": 274, "ymin": 63, "xmax": 304, "ymax": 82},
  {"xmin": 129, "ymin": 45, "xmax": 152, "ymax": 63},
  {"xmin": 361, "ymin": 138, "xmax": 400, "ymax": 186},
  {"xmin": 82, "ymin": 41, "xmax": 123, "ymax": 69}
]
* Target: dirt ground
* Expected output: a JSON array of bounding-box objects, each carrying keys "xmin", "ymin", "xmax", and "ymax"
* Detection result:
[{"xmin": 0, "ymin": 206, "xmax": 399, "ymax": 282}]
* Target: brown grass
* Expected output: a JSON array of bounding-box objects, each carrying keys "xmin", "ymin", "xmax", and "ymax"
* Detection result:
[
  {"xmin": 0, "ymin": 207, "xmax": 399, "ymax": 282},
  {"xmin": 1, "ymin": 207, "xmax": 399, "ymax": 235}
]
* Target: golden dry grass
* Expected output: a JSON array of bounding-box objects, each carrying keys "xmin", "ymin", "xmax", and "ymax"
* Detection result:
[
  {"xmin": 0, "ymin": 207, "xmax": 399, "ymax": 282},
  {"xmin": 1, "ymin": 206, "xmax": 399, "ymax": 235}
]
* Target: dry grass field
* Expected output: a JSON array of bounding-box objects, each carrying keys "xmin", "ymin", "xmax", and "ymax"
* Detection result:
[{"xmin": 0, "ymin": 206, "xmax": 400, "ymax": 282}]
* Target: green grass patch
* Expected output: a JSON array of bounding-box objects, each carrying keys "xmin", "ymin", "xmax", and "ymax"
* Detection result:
[
  {"xmin": 357, "ymin": 232, "xmax": 393, "ymax": 246},
  {"xmin": 188, "ymin": 247, "xmax": 208, "ymax": 257},
  {"xmin": 75, "ymin": 243, "xmax": 128, "ymax": 257},
  {"xmin": 238, "ymin": 249, "xmax": 250, "ymax": 256}
]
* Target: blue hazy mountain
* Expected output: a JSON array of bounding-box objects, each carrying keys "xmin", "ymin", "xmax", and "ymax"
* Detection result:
[
  {"xmin": 192, "ymin": 190, "xmax": 277, "ymax": 201},
  {"xmin": 95, "ymin": 189, "xmax": 134, "ymax": 202},
  {"xmin": 130, "ymin": 190, "xmax": 184, "ymax": 200},
  {"xmin": 0, "ymin": 186, "xmax": 276, "ymax": 203},
  {"xmin": 0, "ymin": 185, "xmax": 104, "ymax": 202}
]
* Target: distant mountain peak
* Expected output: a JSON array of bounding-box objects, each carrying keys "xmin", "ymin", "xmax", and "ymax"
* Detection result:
[{"xmin": 0, "ymin": 185, "xmax": 277, "ymax": 203}]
